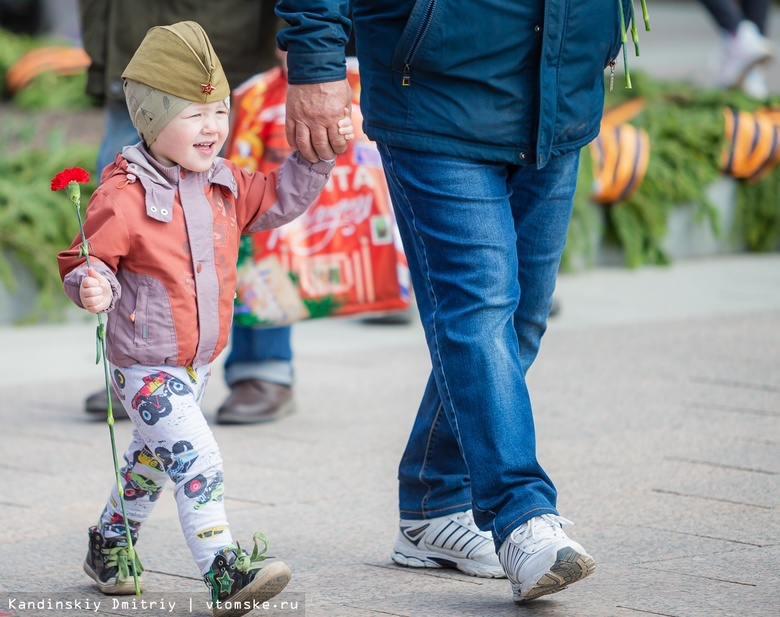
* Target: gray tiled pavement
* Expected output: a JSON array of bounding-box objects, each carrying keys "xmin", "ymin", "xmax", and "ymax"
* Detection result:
[
  {"xmin": 1, "ymin": 2, "xmax": 779, "ymax": 616},
  {"xmin": 1, "ymin": 255, "xmax": 778, "ymax": 617}
]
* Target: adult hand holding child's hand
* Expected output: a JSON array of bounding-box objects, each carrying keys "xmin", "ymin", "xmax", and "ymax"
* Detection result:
[{"xmin": 285, "ymin": 80, "xmax": 352, "ymax": 163}]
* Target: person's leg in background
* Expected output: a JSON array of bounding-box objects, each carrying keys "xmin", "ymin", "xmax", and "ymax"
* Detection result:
[
  {"xmin": 697, "ymin": 0, "xmax": 773, "ymax": 97},
  {"xmin": 216, "ymin": 324, "xmax": 295, "ymax": 424},
  {"xmin": 96, "ymin": 98, "xmax": 140, "ymax": 174},
  {"xmin": 697, "ymin": 0, "xmax": 771, "ymax": 34},
  {"xmin": 738, "ymin": 0, "xmax": 773, "ymax": 97},
  {"xmin": 741, "ymin": 0, "xmax": 772, "ymax": 33},
  {"xmin": 699, "ymin": 0, "xmax": 742, "ymax": 32}
]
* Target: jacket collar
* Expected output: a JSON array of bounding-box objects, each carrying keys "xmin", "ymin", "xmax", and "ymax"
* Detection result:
[{"xmin": 121, "ymin": 143, "xmax": 239, "ymax": 223}]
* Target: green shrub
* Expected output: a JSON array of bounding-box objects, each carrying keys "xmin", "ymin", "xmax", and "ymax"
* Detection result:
[
  {"xmin": 0, "ymin": 27, "xmax": 92, "ymax": 109},
  {"xmin": 562, "ymin": 72, "xmax": 780, "ymax": 270},
  {"xmin": 0, "ymin": 125, "xmax": 98, "ymax": 320}
]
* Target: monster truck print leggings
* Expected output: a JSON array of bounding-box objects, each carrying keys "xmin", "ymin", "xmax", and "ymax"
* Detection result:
[{"xmin": 97, "ymin": 363, "xmax": 233, "ymax": 575}]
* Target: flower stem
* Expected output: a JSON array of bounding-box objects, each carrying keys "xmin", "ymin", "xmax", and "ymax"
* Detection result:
[
  {"xmin": 72, "ymin": 183, "xmax": 141, "ymax": 596},
  {"xmin": 623, "ymin": 43, "xmax": 633, "ymax": 89},
  {"xmin": 98, "ymin": 318, "xmax": 142, "ymax": 595},
  {"xmin": 74, "ymin": 203, "xmax": 92, "ymax": 270},
  {"xmin": 618, "ymin": 0, "xmax": 633, "ymax": 89},
  {"xmin": 630, "ymin": 1, "xmax": 640, "ymax": 56},
  {"xmin": 640, "ymin": 0, "xmax": 651, "ymax": 31},
  {"xmin": 618, "ymin": 0, "xmax": 628, "ymax": 44}
]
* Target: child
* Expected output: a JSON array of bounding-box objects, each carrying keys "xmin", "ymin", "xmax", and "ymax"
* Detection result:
[{"xmin": 57, "ymin": 21, "xmax": 352, "ymax": 614}]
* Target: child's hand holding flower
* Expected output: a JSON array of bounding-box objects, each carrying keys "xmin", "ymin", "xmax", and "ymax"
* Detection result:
[{"xmin": 80, "ymin": 267, "xmax": 112, "ymax": 313}]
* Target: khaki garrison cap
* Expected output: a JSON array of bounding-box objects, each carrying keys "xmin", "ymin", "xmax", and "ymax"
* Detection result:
[{"xmin": 122, "ymin": 20, "xmax": 230, "ymax": 103}]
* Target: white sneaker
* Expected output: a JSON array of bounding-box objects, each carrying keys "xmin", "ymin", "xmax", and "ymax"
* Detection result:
[
  {"xmin": 742, "ymin": 66, "xmax": 770, "ymax": 100},
  {"xmin": 392, "ymin": 509, "xmax": 505, "ymax": 578},
  {"xmin": 718, "ymin": 21, "xmax": 772, "ymax": 89},
  {"xmin": 498, "ymin": 514, "xmax": 595, "ymax": 603}
]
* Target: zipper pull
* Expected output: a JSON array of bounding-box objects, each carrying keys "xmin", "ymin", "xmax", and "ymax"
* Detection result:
[
  {"xmin": 402, "ymin": 64, "xmax": 411, "ymax": 86},
  {"xmin": 608, "ymin": 60, "xmax": 616, "ymax": 92}
]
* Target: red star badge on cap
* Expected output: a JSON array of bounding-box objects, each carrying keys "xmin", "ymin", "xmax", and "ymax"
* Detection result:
[{"xmin": 201, "ymin": 83, "xmax": 215, "ymax": 95}]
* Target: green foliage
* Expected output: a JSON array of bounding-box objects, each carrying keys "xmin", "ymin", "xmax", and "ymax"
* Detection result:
[
  {"xmin": 0, "ymin": 29, "xmax": 39, "ymax": 95},
  {"xmin": 561, "ymin": 146, "xmax": 601, "ymax": 271},
  {"xmin": 14, "ymin": 71, "xmax": 91, "ymax": 110},
  {"xmin": 735, "ymin": 172, "xmax": 780, "ymax": 251},
  {"xmin": 563, "ymin": 71, "xmax": 780, "ymax": 269},
  {"xmin": 607, "ymin": 74, "xmax": 728, "ymax": 266},
  {"xmin": 0, "ymin": 27, "xmax": 92, "ymax": 109},
  {"xmin": 0, "ymin": 127, "xmax": 98, "ymax": 320}
]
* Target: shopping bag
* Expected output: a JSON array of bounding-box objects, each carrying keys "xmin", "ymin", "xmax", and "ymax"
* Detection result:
[{"xmin": 226, "ymin": 60, "xmax": 411, "ymax": 327}]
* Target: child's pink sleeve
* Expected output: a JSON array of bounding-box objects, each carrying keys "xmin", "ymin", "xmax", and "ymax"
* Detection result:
[{"xmin": 233, "ymin": 151, "xmax": 334, "ymax": 232}]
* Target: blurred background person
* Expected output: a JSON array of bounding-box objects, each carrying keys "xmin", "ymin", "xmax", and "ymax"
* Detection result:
[{"xmin": 698, "ymin": 0, "xmax": 774, "ymax": 98}]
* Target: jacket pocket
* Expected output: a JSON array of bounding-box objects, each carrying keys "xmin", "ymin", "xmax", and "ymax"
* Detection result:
[
  {"xmin": 133, "ymin": 282, "xmax": 150, "ymax": 348},
  {"xmin": 108, "ymin": 271, "xmax": 177, "ymax": 366},
  {"xmin": 390, "ymin": 0, "xmax": 439, "ymax": 85}
]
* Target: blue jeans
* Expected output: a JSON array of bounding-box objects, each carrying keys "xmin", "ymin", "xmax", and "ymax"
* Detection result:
[
  {"xmin": 97, "ymin": 99, "xmax": 294, "ymax": 386},
  {"xmin": 96, "ymin": 99, "xmax": 142, "ymax": 173},
  {"xmin": 224, "ymin": 325, "xmax": 294, "ymax": 387},
  {"xmin": 378, "ymin": 144, "xmax": 579, "ymax": 548}
]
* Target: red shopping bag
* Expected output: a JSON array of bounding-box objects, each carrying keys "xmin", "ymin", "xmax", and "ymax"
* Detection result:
[{"xmin": 226, "ymin": 60, "xmax": 410, "ymax": 326}]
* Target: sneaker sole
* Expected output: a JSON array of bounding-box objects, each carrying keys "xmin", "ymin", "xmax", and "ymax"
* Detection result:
[
  {"xmin": 83, "ymin": 561, "xmax": 144, "ymax": 595},
  {"xmin": 515, "ymin": 546, "xmax": 596, "ymax": 603},
  {"xmin": 213, "ymin": 561, "xmax": 292, "ymax": 617},
  {"xmin": 391, "ymin": 544, "xmax": 505, "ymax": 579}
]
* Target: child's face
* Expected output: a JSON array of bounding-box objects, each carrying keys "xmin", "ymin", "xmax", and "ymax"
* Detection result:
[{"xmin": 149, "ymin": 100, "xmax": 229, "ymax": 172}]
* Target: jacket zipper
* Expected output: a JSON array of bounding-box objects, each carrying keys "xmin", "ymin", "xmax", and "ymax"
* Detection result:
[
  {"xmin": 608, "ymin": 59, "xmax": 616, "ymax": 92},
  {"xmin": 402, "ymin": 0, "xmax": 437, "ymax": 86}
]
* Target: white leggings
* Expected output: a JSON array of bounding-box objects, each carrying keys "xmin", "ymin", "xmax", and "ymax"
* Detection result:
[{"xmin": 98, "ymin": 363, "xmax": 233, "ymax": 575}]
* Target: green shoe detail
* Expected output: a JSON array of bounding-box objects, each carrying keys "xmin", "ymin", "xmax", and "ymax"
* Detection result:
[
  {"xmin": 233, "ymin": 532, "xmax": 270, "ymax": 572},
  {"xmin": 103, "ymin": 543, "xmax": 145, "ymax": 582},
  {"xmin": 84, "ymin": 526, "xmax": 144, "ymax": 595},
  {"xmin": 204, "ymin": 532, "xmax": 288, "ymax": 609}
]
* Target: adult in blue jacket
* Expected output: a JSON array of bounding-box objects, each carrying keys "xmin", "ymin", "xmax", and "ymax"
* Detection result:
[{"xmin": 277, "ymin": 0, "xmax": 628, "ymax": 603}]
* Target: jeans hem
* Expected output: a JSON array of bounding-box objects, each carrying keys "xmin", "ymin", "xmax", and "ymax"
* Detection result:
[
  {"xmin": 224, "ymin": 361, "xmax": 293, "ymax": 387},
  {"xmin": 399, "ymin": 500, "xmax": 473, "ymax": 521},
  {"xmin": 494, "ymin": 506, "xmax": 559, "ymax": 549}
]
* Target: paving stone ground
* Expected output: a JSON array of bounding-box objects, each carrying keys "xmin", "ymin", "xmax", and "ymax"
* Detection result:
[{"xmin": 1, "ymin": 253, "xmax": 778, "ymax": 617}]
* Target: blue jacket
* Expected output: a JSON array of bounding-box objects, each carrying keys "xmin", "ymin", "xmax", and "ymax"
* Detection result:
[{"xmin": 277, "ymin": 0, "xmax": 629, "ymax": 168}]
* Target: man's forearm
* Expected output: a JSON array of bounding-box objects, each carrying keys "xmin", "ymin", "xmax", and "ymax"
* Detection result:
[{"xmin": 275, "ymin": 0, "xmax": 351, "ymax": 85}]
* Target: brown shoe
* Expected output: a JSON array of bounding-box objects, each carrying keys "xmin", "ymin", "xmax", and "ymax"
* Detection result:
[
  {"xmin": 85, "ymin": 388, "xmax": 129, "ymax": 420},
  {"xmin": 216, "ymin": 380, "xmax": 294, "ymax": 425}
]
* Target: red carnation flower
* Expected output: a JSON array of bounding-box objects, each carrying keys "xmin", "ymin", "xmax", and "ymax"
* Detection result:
[{"xmin": 51, "ymin": 167, "xmax": 90, "ymax": 191}]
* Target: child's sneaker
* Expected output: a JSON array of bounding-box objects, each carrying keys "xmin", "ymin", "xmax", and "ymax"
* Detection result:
[
  {"xmin": 204, "ymin": 533, "xmax": 292, "ymax": 617},
  {"xmin": 498, "ymin": 514, "xmax": 595, "ymax": 603},
  {"xmin": 391, "ymin": 509, "xmax": 505, "ymax": 578},
  {"xmin": 83, "ymin": 526, "xmax": 144, "ymax": 595}
]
